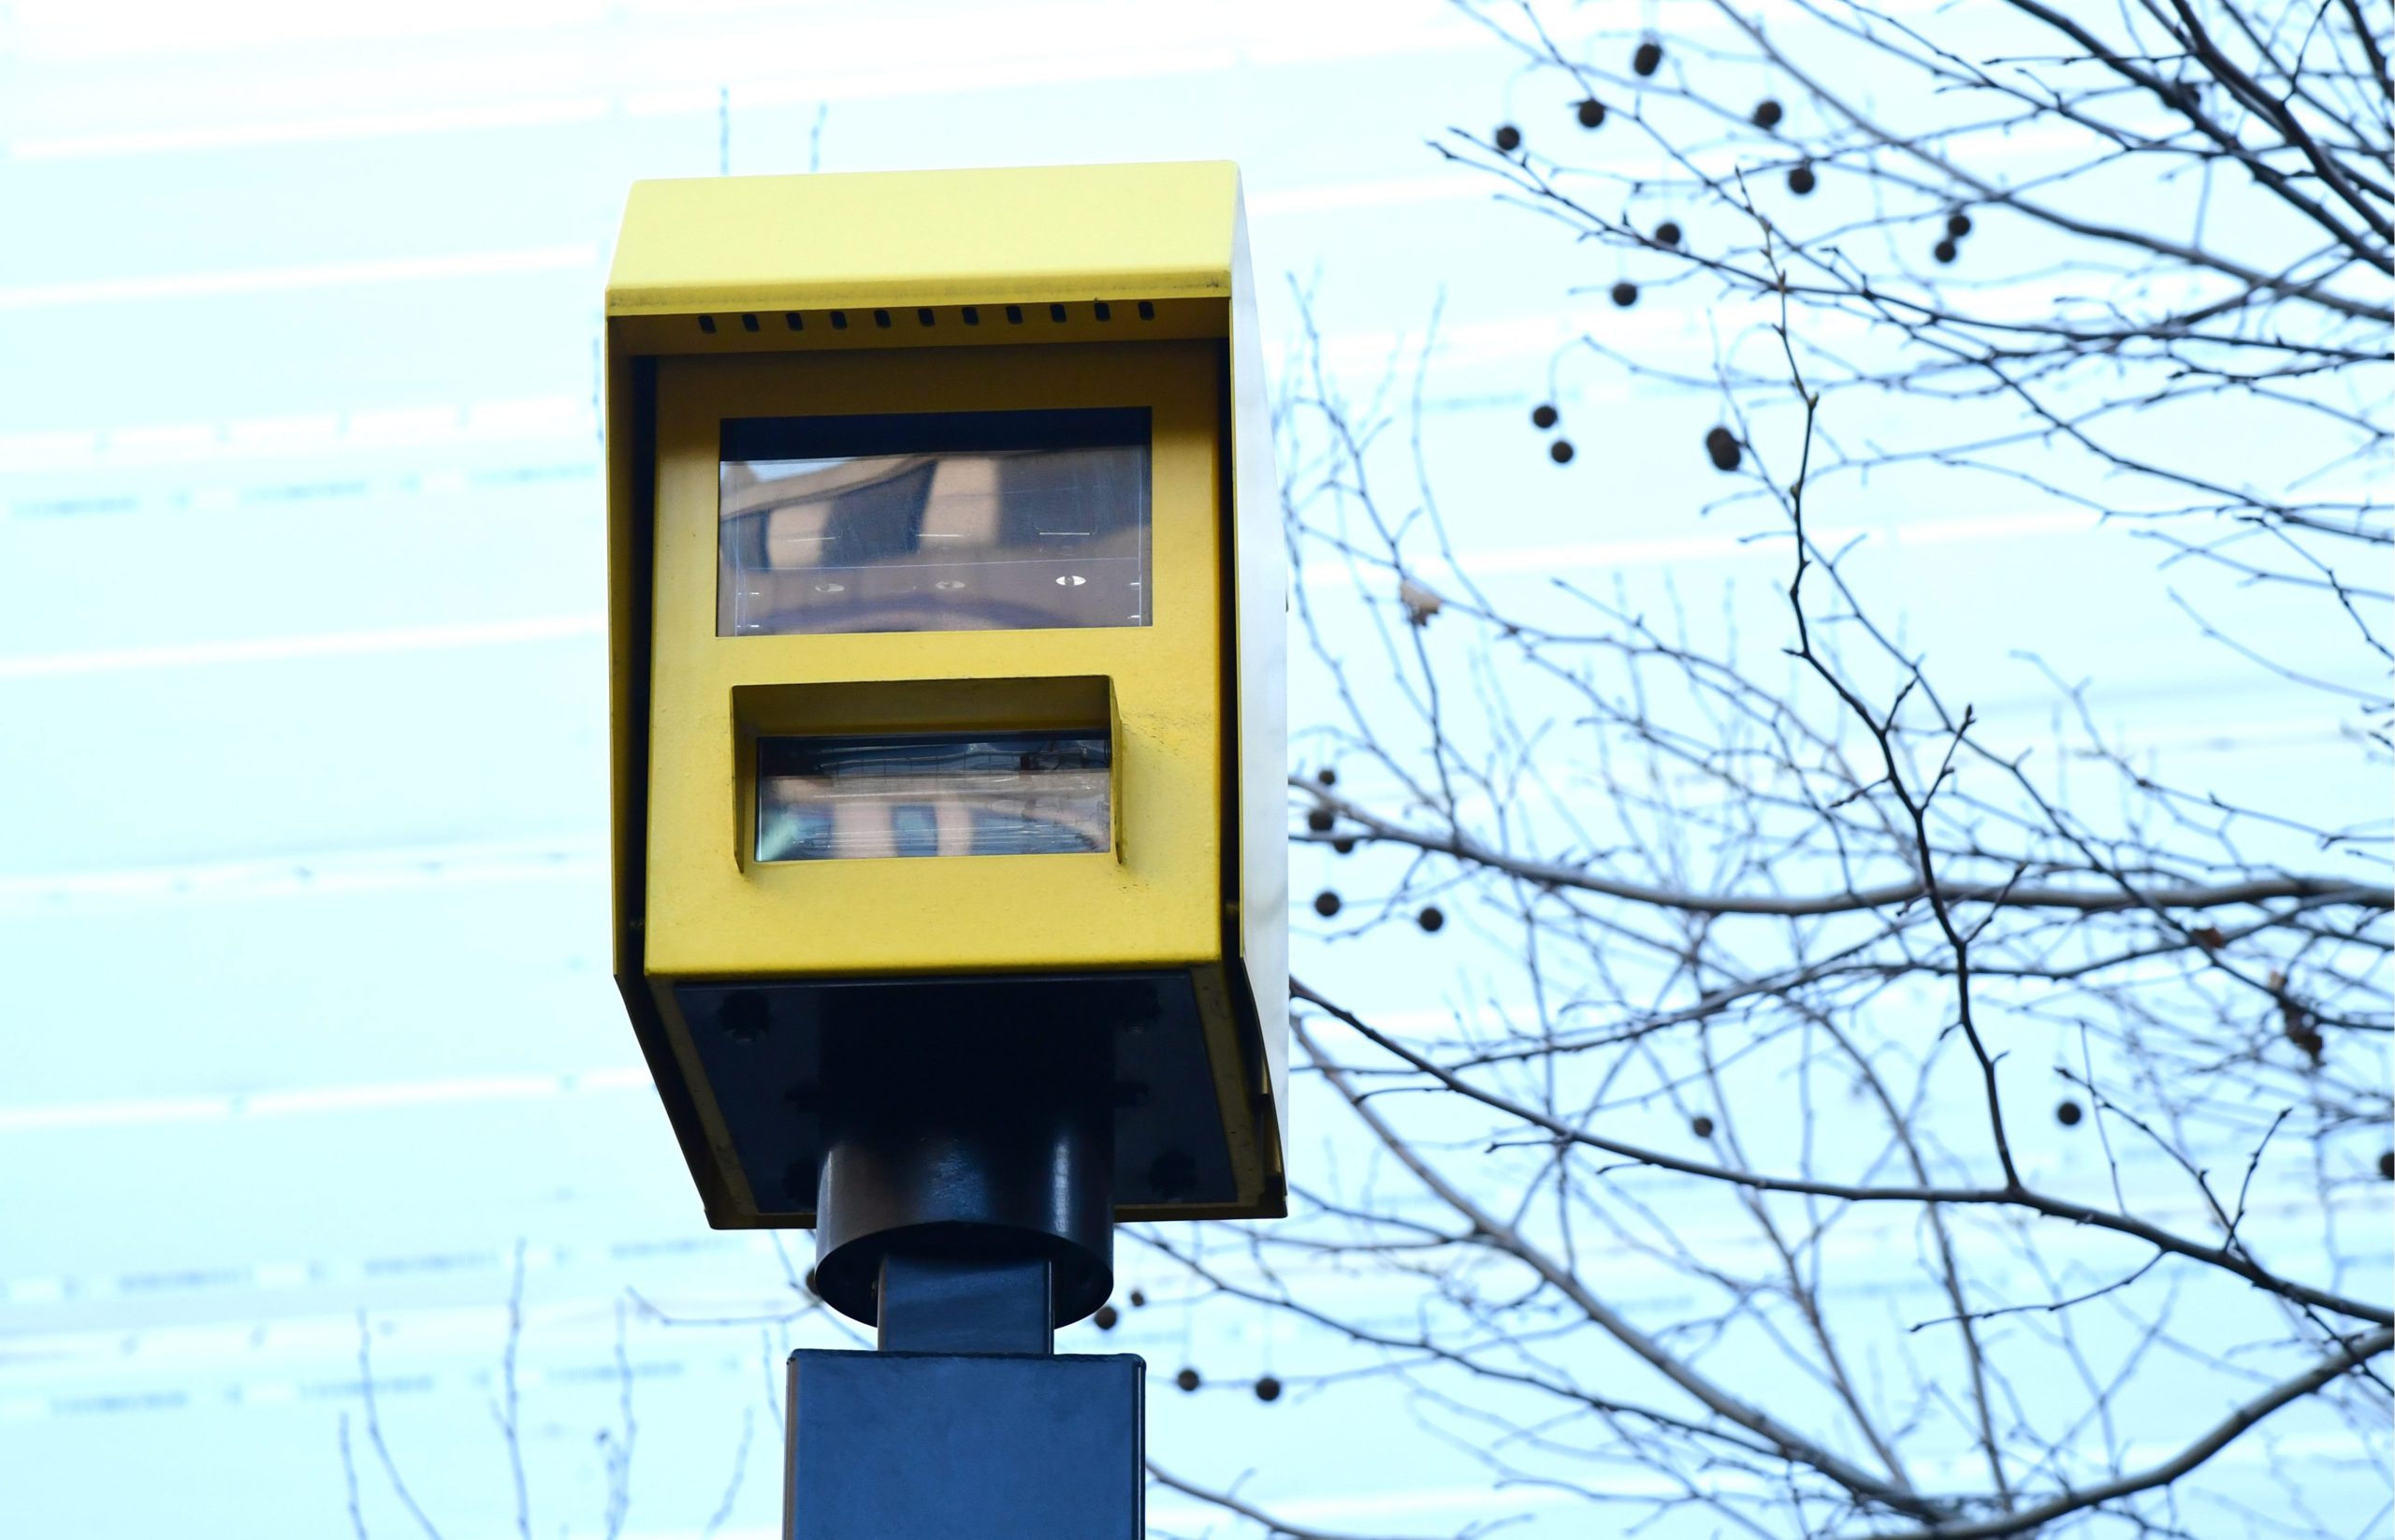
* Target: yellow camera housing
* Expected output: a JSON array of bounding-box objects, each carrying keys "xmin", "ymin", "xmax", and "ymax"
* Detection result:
[{"xmin": 604, "ymin": 163, "xmax": 1287, "ymax": 1230}]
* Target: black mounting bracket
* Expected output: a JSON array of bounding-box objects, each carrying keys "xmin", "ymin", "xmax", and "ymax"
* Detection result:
[{"xmin": 780, "ymin": 995, "xmax": 1144, "ymax": 1537}]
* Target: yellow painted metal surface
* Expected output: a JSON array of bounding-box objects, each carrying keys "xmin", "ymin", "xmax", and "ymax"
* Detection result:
[
  {"xmin": 602, "ymin": 161, "xmax": 1286, "ymax": 1223},
  {"xmin": 642, "ymin": 344, "xmax": 1224, "ymax": 980},
  {"xmin": 608, "ymin": 162, "xmax": 1239, "ymax": 317},
  {"xmin": 612, "ymin": 298, "xmax": 1228, "ymax": 359}
]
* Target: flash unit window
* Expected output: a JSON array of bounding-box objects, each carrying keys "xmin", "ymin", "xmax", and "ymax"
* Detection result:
[
  {"xmin": 755, "ymin": 730, "xmax": 1111, "ymax": 863},
  {"xmin": 720, "ymin": 408, "xmax": 1151, "ymax": 636}
]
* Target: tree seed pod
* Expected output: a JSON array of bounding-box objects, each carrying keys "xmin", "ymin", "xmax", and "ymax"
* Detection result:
[
  {"xmin": 1175, "ymin": 1367, "xmax": 1201, "ymax": 1392},
  {"xmin": 1494, "ymin": 123, "xmax": 1522, "ymax": 153},
  {"xmin": 1611, "ymin": 280, "xmax": 1639, "ymax": 307},
  {"xmin": 1331, "ymin": 836, "xmax": 1357, "ymax": 855},
  {"xmin": 1531, "ymin": 402, "xmax": 1559, "ymax": 429},
  {"xmin": 1576, "ymin": 97, "xmax": 1607, "ymax": 129},
  {"xmin": 2057, "ymin": 1099, "xmax": 2083, "ymax": 1126},
  {"xmin": 1418, "ymin": 906, "xmax": 1445, "ymax": 933},
  {"xmin": 1633, "ymin": 38, "xmax": 1662, "ymax": 76},
  {"xmin": 1751, "ymin": 98, "xmax": 1783, "ymax": 129},
  {"xmin": 1691, "ymin": 1114, "xmax": 1715, "ymax": 1138},
  {"xmin": 1788, "ymin": 164, "xmax": 1817, "ymax": 196},
  {"xmin": 1093, "ymin": 1305, "xmax": 1119, "ymax": 1330},
  {"xmin": 1946, "ymin": 211, "xmax": 1973, "ymax": 238},
  {"xmin": 1549, "ymin": 439, "xmax": 1575, "ymax": 464},
  {"xmin": 1255, "ymin": 1374, "xmax": 1284, "ymax": 1402},
  {"xmin": 1705, "ymin": 425, "xmax": 1742, "ymax": 471},
  {"xmin": 1655, "ymin": 220, "xmax": 1682, "ymax": 247},
  {"xmin": 1305, "ymin": 807, "xmax": 1334, "ymax": 833},
  {"xmin": 1315, "ymin": 766, "xmax": 1338, "ymax": 787},
  {"xmin": 1314, "ymin": 890, "xmax": 1343, "ymax": 918},
  {"xmin": 1934, "ymin": 238, "xmax": 1958, "ymax": 264},
  {"xmin": 1399, "ymin": 575, "xmax": 1445, "ymax": 627}
]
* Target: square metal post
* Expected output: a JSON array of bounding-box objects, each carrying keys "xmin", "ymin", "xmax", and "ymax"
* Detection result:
[{"xmin": 785, "ymin": 1348, "xmax": 1144, "ymax": 1538}]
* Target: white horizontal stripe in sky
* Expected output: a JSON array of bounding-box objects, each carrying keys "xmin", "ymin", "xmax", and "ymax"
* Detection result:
[
  {"xmin": 0, "ymin": 396, "xmax": 598, "ymax": 472},
  {"xmin": 0, "ymin": 246, "xmax": 598, "ymax": 310},
  {"xmin": 0, "ymin": 168, "xmax": 1490, "ymax": 316},
  {"xmin": 1, "ymin": 1007, "xmax": 1530, "ymax": 1132},
  {"xmin": 0, "ymin": 685, "xmax": 2350, "ymax": 909},
  {"xmin": 0, "ymin": 507, "xmax": 2093, "ymax": 683},
  {"xmin": 0, "ymin": 613, "xmax": 603, "ymax": 681},
  {"xmin": 0, "ymin": 835, "xmax": 603, "ymax": 906},
  {"xmin": 0, "ymin": 1067, "xmax": 652, "ymax": 1134},
  {"xmin": 5, "ymin": 97, "xmax": 618, "ymax": 160},
  {"xmin": 1, "ymin": 2, "xmax": 1488, "ymax": 153}
]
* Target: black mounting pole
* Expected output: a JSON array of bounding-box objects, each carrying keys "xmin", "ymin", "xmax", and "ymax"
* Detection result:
[
  {"xmin": 783, "ymin": 1005, "xmax": 1144, "ymax": 1537},
  {"xmin": 810, "ymin": 1003, "xmax": 1115, "ymax": 1333}
]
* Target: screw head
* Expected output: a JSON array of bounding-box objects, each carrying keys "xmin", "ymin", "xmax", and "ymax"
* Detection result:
[{"xmin": 718, "ymin": 991, "xmax": 771, "ymax": 1044}]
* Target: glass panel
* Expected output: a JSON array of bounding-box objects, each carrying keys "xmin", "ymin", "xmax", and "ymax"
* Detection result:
[
  {"xmin": 719, "ymin": 408, "xmax": 1151, "ymax": 635},
  {"xmin": 755, "ymin": 730, "xmax": 1110, "ymax": 862}
]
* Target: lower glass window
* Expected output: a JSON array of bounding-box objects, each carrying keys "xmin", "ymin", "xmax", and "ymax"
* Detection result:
[{"xmin": 755, "ymin": 730, "xmax": 1110, "ymax": 862}]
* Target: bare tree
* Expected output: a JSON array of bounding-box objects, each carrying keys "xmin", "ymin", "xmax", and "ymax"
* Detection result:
[
  {"xmin": 337, "ymin": 1247, "xmax": 672, "ymax": 1540},
  {"xmin": 1150, "ymin": 3, "xmax": 2390, "ymax": 1535}
]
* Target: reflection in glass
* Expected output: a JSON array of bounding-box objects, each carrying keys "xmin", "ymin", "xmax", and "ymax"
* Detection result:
[
  {"xmin": 755, "ymin": 731, "xmax": 1110, "ymax": 862},
  {"xmin": 719, "ymin": 409, "xmax": 1151, "ymax": 636}
]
